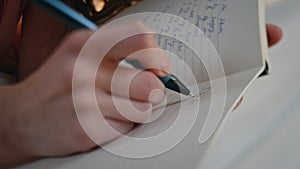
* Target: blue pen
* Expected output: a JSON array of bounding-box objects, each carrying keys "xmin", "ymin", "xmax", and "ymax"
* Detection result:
[{"xmin": 31, "ymin": 0, "xmax": 191, "ymax": 96}]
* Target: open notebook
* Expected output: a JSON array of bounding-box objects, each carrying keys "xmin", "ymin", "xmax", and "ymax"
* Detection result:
[{"xmin": 19, "ymin": 0, "xmax": 268, "ymax": 168}]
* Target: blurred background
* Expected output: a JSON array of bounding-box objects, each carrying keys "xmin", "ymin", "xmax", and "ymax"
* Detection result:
[{"xmin": 200, "ymin": 0, "xmax": 300, "ymax": 168}]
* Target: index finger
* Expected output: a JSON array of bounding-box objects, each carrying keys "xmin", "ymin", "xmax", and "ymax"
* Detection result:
[{"xmin": 86, "ymin": 22, "xmax": 171, "ymax": 77}]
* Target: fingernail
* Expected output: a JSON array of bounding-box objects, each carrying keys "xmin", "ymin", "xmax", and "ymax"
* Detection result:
[{"xmin": 132, "ymin": 102, "xmax": 151, "ymax": 112}]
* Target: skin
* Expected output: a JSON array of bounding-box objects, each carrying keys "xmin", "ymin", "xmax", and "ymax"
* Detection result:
[{"xmin": 0, "ymin": 0, "xmax": 283, "ymax": 168}]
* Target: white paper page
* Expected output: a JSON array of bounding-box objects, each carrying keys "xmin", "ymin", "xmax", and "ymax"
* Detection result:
[{"xmin": 112, "ymin": 0, "xmax": 267, "ymax": 76}]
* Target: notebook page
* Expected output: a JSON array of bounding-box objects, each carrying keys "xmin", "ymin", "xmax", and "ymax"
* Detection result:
[{"xmin": 112, "ymin": 0, "xmax": 266, "ymax": 77}]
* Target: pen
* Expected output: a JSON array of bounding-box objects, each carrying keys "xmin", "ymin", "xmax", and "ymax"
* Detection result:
[{"xmin": 31, "ymin": 0, "xmax": 192, "ymax": 96}]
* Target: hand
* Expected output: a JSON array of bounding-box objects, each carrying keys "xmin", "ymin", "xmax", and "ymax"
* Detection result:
[
  {"xmin": 233, "ymin": 24, "xmax": 283, "ymax": 109},
  {"xmin": 267, "ymin": 24, "xmax": 283, "ymax": 47},
  {"xmin": 0, "ymin": 23, "xmax": 171, "ymax": 167}
]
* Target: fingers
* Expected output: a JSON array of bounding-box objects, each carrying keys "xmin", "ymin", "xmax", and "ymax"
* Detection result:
[
  {"xmin": 74, "ymin": 116, "xmax": 134, "ymax": 151},
  {"xmin": 233, "ymin": 25, "xmax": 283, "ymax": 111},
  {"xmin": 99, "ymin": 118, "xmax": 134, "ymax": 144},
  {"xmin": 31, "ymin": 85, "xmax": 137, "ymax": 155},
  {"xmin": 24, "ymin": 22, "xmax": 171, "ymax": 154},
  {"xmin": 267, "ymin": 24, "xmax": 283, "ymax": 47},
  {"xmin": 70, "ymin": 90, "xmax": 151, "ymax": 150},
  {"xmin": 70, "ymin": 119, "xmax": 134, "ymax": 153},
  {"xmin": 71, "ymin": 87, "xmax": 153, "ymax": 123},
  {"xmin": 68, "ymin": 115, "xmax": 134, "ymax": 153},
  {"xmin": 48, "ymin": 22, "xmax": 170, "ymax": 104},
  {"xmin": 96, "ymin": 91, "xmax": 152, "ymax": 123},
  {"xmin": 97, "ymin": 61, "xmax": 165, "ymax": 105},
  {"xmin": 107, "ymin": 34, "xmax": 171, "ymax": 77},
  {"xmin": 85, "ymin": 22, "xmax": 171, "ymax": 77}
]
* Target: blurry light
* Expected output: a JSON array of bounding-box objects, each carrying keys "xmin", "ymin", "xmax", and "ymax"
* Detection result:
[{"xmin": 92, "ymin": 0, "xmax": 106, "ymax": 12}]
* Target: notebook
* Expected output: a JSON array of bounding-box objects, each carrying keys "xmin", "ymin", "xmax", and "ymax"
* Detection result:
[{"xmin": 18, "ymin": 0, "xmax": 269, "ymax": 168}]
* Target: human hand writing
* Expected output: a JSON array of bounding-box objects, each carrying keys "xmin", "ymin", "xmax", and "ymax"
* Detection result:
[{"xmin": 0, "ymin": 22, "xmax": 171, "ymax": 167}]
